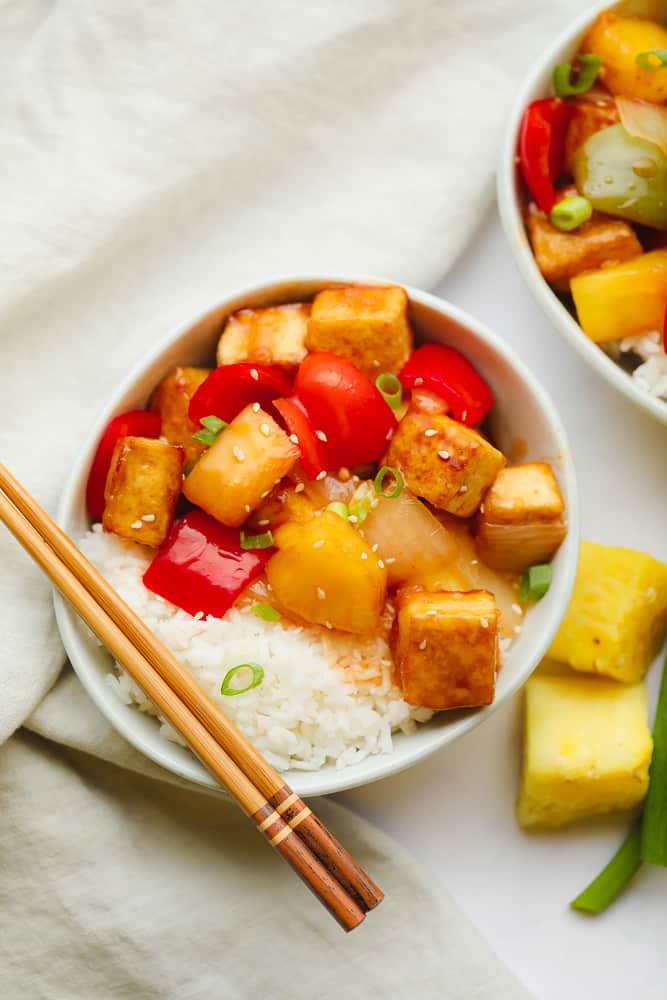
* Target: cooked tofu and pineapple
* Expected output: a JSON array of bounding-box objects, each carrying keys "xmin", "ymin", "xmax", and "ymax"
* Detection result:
[{"xmin": 86, "ymin": 282, "xmax": 568, "ymax": 719}]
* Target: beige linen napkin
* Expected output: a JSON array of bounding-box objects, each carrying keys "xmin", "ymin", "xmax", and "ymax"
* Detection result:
[{"xmin": 0, "ymin": 1, "xmax": 581, "ymax": 995}]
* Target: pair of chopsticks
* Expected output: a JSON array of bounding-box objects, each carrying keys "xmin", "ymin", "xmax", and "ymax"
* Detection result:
[{"xmin": 0, "ymin": 465, "xmax": 383, "ymax": 931}]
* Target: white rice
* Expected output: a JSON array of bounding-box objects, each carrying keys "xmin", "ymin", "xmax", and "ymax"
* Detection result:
[
  {"xmin": 80, "ymin": 526, "xmax": 432, "ymax": 772},
  {"xmin": 603, "ymin": 330, "xmax": 667, "ymax": 401}
]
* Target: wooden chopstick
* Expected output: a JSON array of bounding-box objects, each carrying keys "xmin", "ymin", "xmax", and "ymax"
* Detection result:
[
  {"xmin": 0, "ymin": 464, "xmax": 383, "ymax": 914},
  {"xmin": 0, "ymin": 478, "xmax": 368, "ymax": 932}
]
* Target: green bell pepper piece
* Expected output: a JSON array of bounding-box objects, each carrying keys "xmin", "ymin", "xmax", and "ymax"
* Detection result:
[{"xmin": 573, "ymin": 123, "xmax": 667, "ymax": 231}]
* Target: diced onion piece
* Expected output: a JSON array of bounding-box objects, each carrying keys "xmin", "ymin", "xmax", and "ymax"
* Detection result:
[
  {"xmin": 617, "ymin": 96, "xmax": 667, "ymax": 157},
  {"xmin": 476, "ymin": 520, "xmax": 567, "ymax": 573}
]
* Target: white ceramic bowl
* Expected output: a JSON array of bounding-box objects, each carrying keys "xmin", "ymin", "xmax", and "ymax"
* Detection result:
[
  {"xmin": 55, "ymin": 276, "xmax": 579, "ymax": 797},
  {"xmin": 497, "ymin": 0, "xmax": 667, "ymax": 427}
]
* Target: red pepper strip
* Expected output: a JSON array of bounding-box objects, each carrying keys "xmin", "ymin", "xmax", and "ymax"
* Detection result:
[
  {"xmin": 273, "ymin": 396, "xmax": 328, "ymax": 479},
  {"xmin": 399, "ymin": 343, "xmax": 494, "ymax": 426},
  {"xmin": 518, "ymin": 98, "xmax": 570, "ymax": 214},
  {"xmin": 143, "ymin": 509, "xmax": 274, "ymax": 619},
  {"xmin": 188, "ymin": 363, "xmax": 293, "ymax": 426},
  {"xmin": 293, "ymin": 352, "xmax": 396, "ymax": 469},
  {"xmin": 663, "ymin": 302, "xmax": 667, "ymax": 354},
  {"xmin": 86, "ymin": 410, "xmax": 161, "ymax": 521}
]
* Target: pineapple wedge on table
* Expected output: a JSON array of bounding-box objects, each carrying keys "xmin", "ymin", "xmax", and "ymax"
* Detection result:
[
  {"xmin": 517, "ymin": 671, "xmax": 653, "ymax": 829},
  {"xmin": 547, "ymin": 541, "xmax": 667, "ymax": 683}
]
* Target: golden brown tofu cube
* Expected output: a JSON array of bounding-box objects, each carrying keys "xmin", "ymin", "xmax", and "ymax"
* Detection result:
[
  {"xmin": 103, "ymin": 436, "xmax": 184, "ymax": 547},
  {"xmin": 150, "ymin": 366, "xmax": 211, "ymax": 464},
  {"xmin": 476, "ymin": 463, "xmax": 567, "ymax": 572},
  {"xmin": 216, "ymin": 303, "xmax": 309, "ymax": 368},
  {"xmin": 526, "ymin": 199, "xmax": 642, "ymax": 290},
  {"xmin": 385, "ymin": 409, "xmax": 505, "ymax": 517},
  {"xmin": 392, "ymin": 588, "xmax": 498, "ymax": 710},
  {"xmin": 183, "ymin": 405, "xmax": 299, "ymax": 527},
  {"xmin": 563, "ymin": 98, "xmax": 619, "ymax": 175},
  {"xmin": 306, "ymin": 285, "xmax": 412, "ymax": 376}
]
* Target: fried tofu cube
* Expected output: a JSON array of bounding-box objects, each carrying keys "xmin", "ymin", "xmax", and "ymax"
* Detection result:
[
  {"xmin": 267, "ymin": 511, "xmax": 387, "ymax": 633},
  {"xmin": 563, "ymin": 97, "xmax": 619, "ymax": 175},
  {"xmin": 548, "ymin": 541, "xmax": 667, "ymax": 683},
  {"xmin": 103, "ymin": 436, "xmax": 184, "ymax": 547},
  {"xmin": 183, "ymin": 404, "xmax": 299, "ymax": 527},
  {"xmin": 516, "ymin": 673, "xmax": 652, "ymax": 829},
  {"xmin": 306, "ymin": 285, "xmax": 412, "ymax": 376},
  {"xmin": 385, "ymin": 409, "xmax": 505, "ymax": 517},
  {"xmin": 217, "ymin": 303, "xmax": 310, "ymax": 368},
  {"xmin": 392, "ymin": 588, "xmax": 498, "ymax": 710},
  {"xmin": 150, "ymin": 366, "xmax": 211, "ymax": 464},
  {"xmin": 476, "ymin": 463, "xmax": 567, "ymax": 572},
  {"xmin": 526, "ymin": 198, "xmax": 642, "ymax": 290}
]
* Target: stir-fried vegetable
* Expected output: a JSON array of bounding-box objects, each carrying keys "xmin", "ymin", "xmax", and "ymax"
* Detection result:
[
  {"xmin": 399, "ymin": 343, "xmax": 494, "ymax": 426},
  {"xmin": 518, "ymin": 98, "xmax": 570, "ymax": 213},
  {"xmin": 189, "ymin": 363, "xmax": 292, "ymax": 425},
  {"xmin": 553, "ymin": 54, "xmax": 601, "ymax": 98}
]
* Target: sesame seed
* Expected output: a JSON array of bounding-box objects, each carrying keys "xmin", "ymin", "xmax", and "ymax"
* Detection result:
[
  {"xmin": 250, "ymin": 368, "xmax": 259, "ymax": 381},
  {"xmin": 325, "ymin": 621, "xmax": 333, "ymax": 630},
  {"xmin": 315, "ymin": 430, "xmax": 328, "ymax": 442},
  {"xmin": 289, "ymin": 433, "xmax": 299, "ymax": 445},
  {"xmin": 317, "ymin": 587, "xmax": 326, "ymax": 600},
  {"xmin": 386, "ymin": 557, "xmax": 396, "ymax": 565},
  {"xmin": 426, "ymin": 609, "xmax": 438, "ymax": 616},
  {"xmin": 232, "ymin": 446, "xmax": 245, "ymax": 462},
  {"xmin": 194, "ymin": 611, "xmax": 204, "ymax": 620},
  {"xmin": 371, "ymin": 543, "xmax": 379, "ymax": 553},
  {"xmin": 438, "ymin": 450, "xmax": 450, "ymax": 461},
  {"xmin": 348, "ymin": 514, "xmax": 358, "ymax": 524},
  {"xmin": 470, "ymin": 559, "xmax": 478, "ymax": 565},
  {"xmin": 419, "ymin": 639, "xmax": 427, "ymax": 650},
  {"xmin": 260, "ymin": 423, "xmax": 270, "ymax": 437},
  {"xmin": 480, "ymin": 617, "xmax": 489, "ymax": 629},
  {"xmin": 424, "ymin": 428, "xmax": 438, "ymax": 438},
  {"xmin": 244, "ymin": 504, "xmax": 251, "ymax": 513},
  {"xmin": 294, "ymin": 482, "xmax": 305, "ymax": 493},
  {"xmin": 360, "ymin": 552, "xmax": 368, "ymax": 560},
  {"xmin": 414, "ymin": 377, "xmax": 424, "ymax": 387},
  {"xmin": 260, "ymin": 490, "xmax": 270, "ymax": 498},
  {"xmin": 313, "ymin": 539, "xmax": 325, "ymax": 549},
  {"xmin": 459, "ymin": 485, "xmax": 468, "ymax": 493},
  {"xmin": 316, "ymin": 470, "xmax": 327, "ymax": 481},
  {"xmin": 258, "ymin": 519, "xmax": 270, "ymax": 526},
  {"xmin": 514, "ymin": 625, "xmax": 522, "ymax": 634},
  {"xmin": 141, "ymin": 513, "xmax": 156, "ymax": 522},
  {"xmin": 378, "ymin": 559, "xmax": 385, "ymax": 569},
  {"xmin": 512, "ymin": 603, "xmax": 522, "ymax": 615},
  {"xmin": 461, "ymin": 410, "xmax": 468, "ymax": 421},
  {"xmin": 338, "ymin": 467, "xmax": 351, "ymax": 482},
  {"xmin": 252, "ymin": 402, "xmax": 260, "ymax": 413},
  {"xmin": 130, "ymin": 520, "xmax": 143, "ymax": 530},
  {"xmin": 266, "ymin": 583, "xmax": 272, "ymax": 591}
]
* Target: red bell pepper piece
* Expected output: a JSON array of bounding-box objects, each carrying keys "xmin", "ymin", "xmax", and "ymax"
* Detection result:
[
  {"xmin": 292, "ymin": 352, "xmax": 396, "ymax": 469},
  {"xmin": 273, "ymin": 396, "xmax": 328, "ymax": 479},
  {"xmin": 663, "ymin": 302, "xmax": 667, "ymax": 354},
  {"xmin": 143, "ymin": 509, "xmax": 273, "ymax": 619},
  {"xmin": 188, "ymin": 363, "xmax": 292, "ymax": 426},
  {"xmin": 86, "ymin": 409, "xmax": 162, "ymax": 521},
  {"xmin": 518, "ymin": 98, "xmax": 570, "ymax": 214},
  {"xmin": 399, "ymin": 344, "xmax": 493, "ymax": 426}
]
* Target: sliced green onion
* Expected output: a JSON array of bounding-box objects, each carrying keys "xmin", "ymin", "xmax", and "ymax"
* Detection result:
[
  {"xmin": 240, "ymin": 529, "xmax": 274, "ymax": 550},
  {"xmin": 375, "ymin": 373, "xmax": 403, "ymax": 411},
  {"xmin": 183, "ymin": 456, "xmax": 201, "ymax": 476},
  {"xmin": 570, "ymin": 821, "xmax": 642, "ymax": 914},
  {"xmin": 641, "ymin": 651, "xmax": 667, "ymax": 866},
  {"xmin": 636, "ymin": 48, "xmax": 667, "ymax": 71},
  {"xmin": 251, "ymin": 602, "xmax": 281, "ymax": 622},
  {"xmin": 220, "ymin": 662, "xmax": 264, "ymax": 696},
  {"xmin": 374, "ymin": 465, "xmax": 403, "ymax": 499},
  {"xmin": 549, "ymin": 195, "xmax": 593, "ymax": 232},
  {"xmin": 192, "ymin": 414, "xmax": 228, "ymax": 446},
  {"xmin": 349, "ymin": 495, "xmax": 371, "ymax": 524},
  {"xmin": 553, "ymin": 53, "xmax": 601, "ymax": 96},
  {"xmin": 326, "ymin": 501, "xmax": 349, "ymax": 520},
  {"xmin": 518, "ymin": 563, "xmax": 552, "ymax": 602}
]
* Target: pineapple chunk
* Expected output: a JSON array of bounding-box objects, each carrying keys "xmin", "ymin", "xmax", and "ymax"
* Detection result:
[
  {"xmin": 517, "ymin": 673, "xmax": 652, "ymax": 829},
  {"xmin": 385, "ymin": 409, "xmax": 505, "ymax": 517},
  {"xmin": 183, "ymin": 405, "xmax": 298, "ymax": 527},
  {"xmin": 150, "ymin": 365, "xmax": 211, "ymax": 464},
  {"xmin": 392, "ymin": 587, "xmax": 498, "ymax": 710},
  {"xmin": 548, "ymin": 540, "xmax": 667, "ymax": 683},
  {"xmin": 217, "ymin": 303, "xmax": 309, "ymax": 368},
  {"xmin": 246, "ymin": 481, "xmax": 316, "ymax": 531},
  {"xmin": 570, "ymin": 249, "xmax": 667, "ymax": 344},
  {"xmin": 103, "ymin": 436, "xmax": 183, "ymax": 547},
  {"xmin": 475, "ymin": 462, "xmax": 567, "ymax": 572},
  {"xmin": 306, "ymin": 285, "xmax": 412, "ymax": 377},
  {"xmin": 583, "ymin": 10, "xmax": 667, "ymax": 104},
  {"xmin": 266, "ymin": 511, "xmax": 387, "ymax": 633}
]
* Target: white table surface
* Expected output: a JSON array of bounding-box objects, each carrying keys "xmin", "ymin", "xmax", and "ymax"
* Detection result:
[{"xmin": 337, "ymin": 204, "xmax": 667, "ymax": 1000}]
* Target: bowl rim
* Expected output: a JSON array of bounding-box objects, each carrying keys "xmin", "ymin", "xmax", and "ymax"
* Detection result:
[
  {"xmin": 54, "ymin": 274, "xmax": 580, "ymax": 797},
  {"xmin": 496, "ymin": 0, "xmax": 667, "ymax": 428}
]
